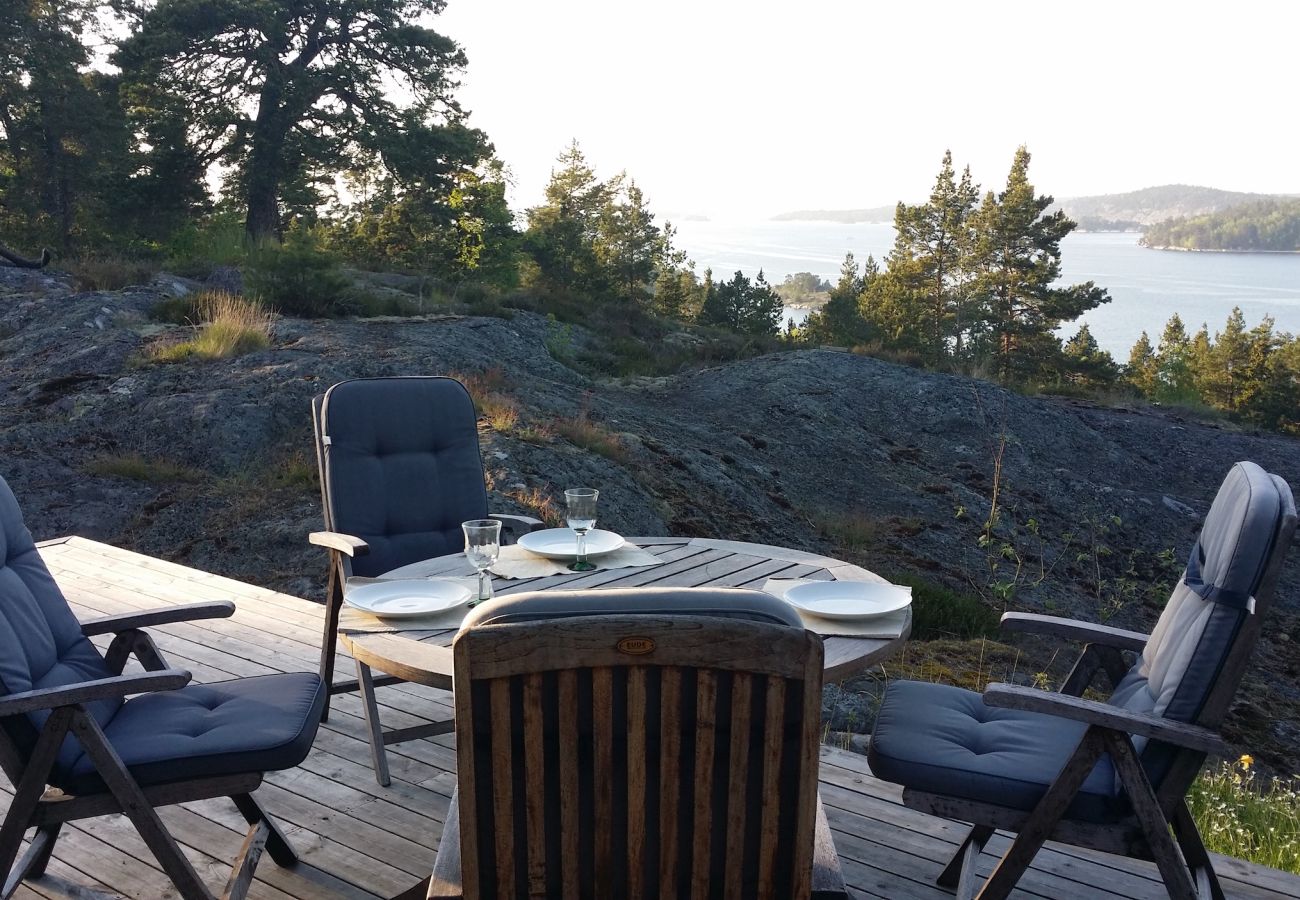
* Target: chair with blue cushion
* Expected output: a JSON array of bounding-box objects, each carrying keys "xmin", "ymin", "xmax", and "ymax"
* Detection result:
[
  {"xmin": 868, "ymin": 461, "xmax": 1296, "ymax": 900},
  {"xmin": 0, "ymin": 474, "xmax": 326, "ymax": 900},
  {"xmin": 309, "ymin": 376, "xmax": 540, "ymax": 784}
]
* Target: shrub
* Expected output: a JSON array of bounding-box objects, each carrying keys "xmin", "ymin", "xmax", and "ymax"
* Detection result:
[
  {"xmin": 163, "ymin": 216, "xmax": 250, "ymax": 277},
  {"xmin": 890, "ymin": 574, "xmax": 1000, "ymax": 641},
  {"xmin": 65, "ymin": 255, "xmax": 159, "ymax": 292},
  {"xmin": 244, "ymin": 233, "xmax": 349, "ymax": 317},
  {"xmin": 150, "ymin": 292, "xmax": 274, "ymax": 362}
]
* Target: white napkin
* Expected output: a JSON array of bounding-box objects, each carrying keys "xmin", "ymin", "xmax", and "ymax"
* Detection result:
[
  {"xmin": 762, "ymin": 578, "xmax": 911, "ymax": 639},
  {"xmin": 339, "ymin": 576, "xmax": 480, "ymax": 634},
  {"xmin": 490, "ymin": 542, "xmax": 662, "ymax": 579}
]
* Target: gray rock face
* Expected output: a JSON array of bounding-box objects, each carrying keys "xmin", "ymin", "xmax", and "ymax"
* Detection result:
[{"xmin": 3, "ymin": 269, "xmax": 1300, "ymax": 756}]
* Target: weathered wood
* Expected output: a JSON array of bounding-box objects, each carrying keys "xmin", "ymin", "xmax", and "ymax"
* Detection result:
[
  {"xmin": 427, "ymin": 791, "xmax": 462, "ymax": 900},
  {"xmin": 981, "ymin": 683, "xmax": 1230, "ymax": 755},
  {"xmin": 999, "ymin": 612, "xmax": 1149, "ymax": 652},
  {"xmin": 308, "ymin": 532, "xmax": 370, "ymax": 558},
  {"xmin": 0, "ymin": 670, "xmax": 190, "ymax": 717},
  {"xmin": 79, "ymin": 601, "xmax": 235, "ymax": 635},
  {"xmin": 15, "ymin": 537, "xmax": 1300, "ymax": 900},
  {"xmin": 810, "ymin": 797, "xmax": 848, "ymax": 899},
  {"xmin": 355, "ymin": 662, "xmax": 391, "ymax": 787}
]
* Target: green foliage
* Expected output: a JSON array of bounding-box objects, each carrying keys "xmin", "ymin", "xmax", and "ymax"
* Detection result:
[
  {"xmin": 1061, "ymin": 324, "xmax": 1120, "ymax": 388},
  {"xmin": 697, "ymin": 270, "xmax": 783, "ymax": 336},
  {"xmin": 774, "ymin": 272, "xmax": 831, "ymax": 302},
  {"xmin": 64, "ymin": 255, "xmax": 159, "ymax": 292},
  {"xmin": 244, "ymin": 232, "xmax": 350, "ymax": 317},
  {"xmin": 1188, "ymin": 756, "xmax": 1300, "ymax": 874},
  {"xmin": 1143, "ymin": 198, "xmax": 1300, "ymax": 252},
  {"xmin": 890, "ymin": 574, "xmax": 999, "ymax": 641},
  {"xmin": 115, "ymin": 0, "xmax": 486, "ymax": 241}
]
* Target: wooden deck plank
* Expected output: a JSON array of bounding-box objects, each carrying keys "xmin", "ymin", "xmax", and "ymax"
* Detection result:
[{"xmin": 1, "ymin": 538, "xmax": 1293, "ymax": 900}]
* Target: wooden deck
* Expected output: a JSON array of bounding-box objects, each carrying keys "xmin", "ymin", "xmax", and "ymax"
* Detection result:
[{"xmin": 6, "ymin": 535, "xmax": 1295, "ymax": 900}]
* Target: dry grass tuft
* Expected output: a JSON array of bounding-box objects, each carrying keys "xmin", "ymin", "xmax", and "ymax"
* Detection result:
[
  {"xmin": 85, "ymin": 453, "xmax": 203, "ymax": 483},
  {"xmin": 150, "ymin": 291, "xmax": 274, "ymax": 362},
  {"xmin": 65, "ymin": 255, "xmax": 159, "ymax": 292},
  {"xmin": 554, "ymin": 415, "xmax": 628, "ymax": 462},
  {"xmin": 502, "ymin": 485, "xmax": 564, "ymax": 527}
]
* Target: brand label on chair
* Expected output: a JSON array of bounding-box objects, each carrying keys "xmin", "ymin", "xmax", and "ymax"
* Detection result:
[{"xmin": 617, "ymin": 636, "xmax": 656, "ymax": 655}]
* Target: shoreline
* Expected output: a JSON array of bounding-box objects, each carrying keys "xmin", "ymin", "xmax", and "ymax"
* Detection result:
[{"xmin": 1144, "ymin": 245, "xmax": 1300, "ymax": 255}]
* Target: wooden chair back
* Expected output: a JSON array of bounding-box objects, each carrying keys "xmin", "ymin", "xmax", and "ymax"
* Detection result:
[{"xmin": 451, "ymin": 588, "xmax": 825, "ymax": 899}]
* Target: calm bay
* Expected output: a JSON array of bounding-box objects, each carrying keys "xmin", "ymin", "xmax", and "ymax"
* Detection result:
[{"xmin": 670, "ymin": 220, "xmax": 1300, "ymax": 359}]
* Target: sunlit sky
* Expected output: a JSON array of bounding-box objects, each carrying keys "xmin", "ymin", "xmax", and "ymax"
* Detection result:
[{"xmin": 436, "ymin": 0, "xmax": 1298, "ymax": 220}]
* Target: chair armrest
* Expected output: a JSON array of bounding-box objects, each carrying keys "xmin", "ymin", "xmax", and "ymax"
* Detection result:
[
  {"xmin": 309, "ymin": 531, "xmax": 370, "ymax": 558},
  {"xmin": 1000, "ymin": 612, "xmax": 1149, "ymax": 653},
  {"xmin": 982, "ymin": 683, "xmax": 1229, "ymax": 755},
  {"xmin": 0, "ymin": 670, "xmax": 192, "ymax": 717},
  {"xmin": 80, "ymin": 601, "xmax": 235, "ymax": 636},
  {"xmin": 490, "ymin": 513, "xmax": 544, "ymax": 533}
]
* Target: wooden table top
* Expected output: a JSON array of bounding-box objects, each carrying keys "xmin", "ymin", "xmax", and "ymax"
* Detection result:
[{"xmin": 339, "ymin": 536, "xmax": 910, "ymax": 689}]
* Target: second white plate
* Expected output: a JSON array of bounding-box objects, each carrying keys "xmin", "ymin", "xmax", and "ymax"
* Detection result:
[
  {"xmin": 517, "ymin": 528, "xmax": 626, "ymax": 560},
  {"xmin": 783, "ymin": 581, "xmax": 912, "ymax": 621},
  {"xmin": 344, "ymin": 579, "xmax": 472, "ymax": 618}
]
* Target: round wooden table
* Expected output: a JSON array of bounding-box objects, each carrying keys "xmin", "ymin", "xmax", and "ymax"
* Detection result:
[{"xmin": 340, "ymin": 536, "xmax": 911, "ymax": 690}]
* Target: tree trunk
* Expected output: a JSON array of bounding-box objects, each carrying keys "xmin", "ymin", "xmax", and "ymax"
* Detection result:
[{"xmin": 243, "ymin": 78, "xmax": 289, "ymax": 244}]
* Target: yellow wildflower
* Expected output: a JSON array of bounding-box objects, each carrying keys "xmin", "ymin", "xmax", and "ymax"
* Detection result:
[{"xmin": 1240, "ymin": 754, "xmax": 1254, "ymax": 770}]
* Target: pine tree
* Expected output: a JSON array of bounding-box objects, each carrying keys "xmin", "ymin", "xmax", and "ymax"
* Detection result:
[
  {"xmin": 1154, "ymin": 313, "xmax": 1196, "ymax": 403},
  {"xmin": 967, "ymin": 146, "xmax": 1110, "ymax": 379},
  {"xmin": 599, "ymin": 179, "xmax": 660, "ymax": 306},
  {"xmin": 1126, "ymin": 331, "xmax": 1158, "ymax": 395},
  {"xmin": 1062, "ymin": 324, "xmax": 1119, "ymax": 387},
  {"xmin": 524, "ymin": 141, "xmax": 616, "ymax": 297}
]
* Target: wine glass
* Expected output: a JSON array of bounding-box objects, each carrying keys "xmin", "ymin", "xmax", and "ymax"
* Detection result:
[
  {"xmin": 564, "ymin": 488, "xmax": 599, "ymax": 572},
  {"xmin": 462, "ymin": 519, "xmax": 501, "ymax": 605}
]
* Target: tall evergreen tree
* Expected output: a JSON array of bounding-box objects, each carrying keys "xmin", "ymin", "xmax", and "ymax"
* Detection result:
[
  {"xmin": 599, "ymin": 179, "xmax": 660, "ymax": 306},
  {"xmin": 697, "ymin": 270, "xmax": 782, "ymax": 335},
  {"xmin": 1153, "ymin": 313, "xmax": 1196, "ymax": 402},
  {"xmin": 1126, "ymin": 331, "xmax": 1158, "ymax": 395},
  {"xmin": 524, "ymin": 142, "xmax": 617, "ymax": 296},
  {"xmin": 967, "ymin": 146, "xmax": 1110, "ymax": 378}
]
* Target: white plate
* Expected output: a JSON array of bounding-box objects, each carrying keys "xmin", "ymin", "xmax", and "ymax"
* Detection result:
[
  {"xmin": 344, "ymin": 580, "xmax": 472, "ymax": 618},
  {"xmin": 783, "ymin": 581, "xmax": 912, "ymax": 621},
  {"xmin": 516, "ymin": 528, "xmax": 626, "ymax": 560}
]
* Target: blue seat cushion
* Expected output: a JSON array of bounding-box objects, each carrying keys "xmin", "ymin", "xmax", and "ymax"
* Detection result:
[
  {"xmin": 868, "ymin": 680, "xmax": 1120, "ymax": 823},
  {"xmin": 51, "ymin": 673, "xmax": 325, "ymax": 795}
]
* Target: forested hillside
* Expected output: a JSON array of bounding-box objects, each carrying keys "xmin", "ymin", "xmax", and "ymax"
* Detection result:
[
  {"xmin": 1052, "ymin": 184, "xmax": 1291, "ymax": 230},
  {"xmin": 1141, "ymin": 198, "xmax": 1300, "ymax": 252}
]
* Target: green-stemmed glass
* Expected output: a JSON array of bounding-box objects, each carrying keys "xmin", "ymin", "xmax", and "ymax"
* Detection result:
[
  {"xmin": 564, "ymin": 488, "xmax": 599, "ymax": 572},
  {"xmin": 462, "ymin": 519, "xmax": 501, "ymax": 606}
]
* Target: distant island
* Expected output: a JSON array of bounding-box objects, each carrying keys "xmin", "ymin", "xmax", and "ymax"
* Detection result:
[
  {"xmin": 770, "ymin": 205, "xmax": 897, "ymax": 223},
  {"xmin": 1141, "ymin": 198, "xmax": 1300, "ymax": 252},
  {"xmin": 772, "ymin": 184, "xmax": 1297, "ymax": 231}
]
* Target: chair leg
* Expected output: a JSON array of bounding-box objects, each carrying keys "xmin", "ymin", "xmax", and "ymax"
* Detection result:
[
  {"xmin": 231, "ymin": 794, "xmax": 298, "ymax": 868},
  {"xmin": 0, "ymin": 709, "xmax": 74, "ymax": 899},
  {"xmin": 1171, "ymin": 800, "xmax": 1225, "ymax": 900},
  {"xmin": 319, "ymin": 559, "xmax": 345, "ymax": 722},
  {"xmin": 357, "ymin": 659, "xmax": 392, "ymax": 787},
  {"xmin": 69, "ymin": 712, "xmax": 216, "ymax": 900},
  {"xmin": 938, "ymin": 824, "xmax": 992, "ymax": 890},
  {"xmin": 977, "ymin": 728, "xmax": 1107, "ymax": 900}
]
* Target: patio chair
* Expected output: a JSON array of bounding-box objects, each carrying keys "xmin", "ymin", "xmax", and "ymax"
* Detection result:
[
  {"xmin": 310, "ymin": 376, "xmax": 540, "ymax": 782},
  {"xmin": 415, "ymin": 587, "xmax": 846, "ymax": 900},
  {"xmin": 868, "ymin": 461, "xmax": 1297, "ymax": 900},
  {"xmin": 0, "ymin": 474, "xmax": 326, "ymax": 900}
]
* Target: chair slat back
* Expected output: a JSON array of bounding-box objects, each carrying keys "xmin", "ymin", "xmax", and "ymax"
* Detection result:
[
  {"xmin": 452, "ymin": 588, "xmax": 824, "ymax": 900},
  {"xmin": 313, "ymin": 377, "xmax": 488, "ymax": 578}
]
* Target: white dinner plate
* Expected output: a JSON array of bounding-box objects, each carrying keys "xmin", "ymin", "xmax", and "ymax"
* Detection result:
[
  {"xmin": 516, "ymin": 528, "xmax": 626, "ymax": 560},
  {"xmin": 783, "ymin": 581, "xmax": 912, "ymax": 621},
  {"xmin": 344, "ymin": 579, "xmax": 472, "ymax": 618}
]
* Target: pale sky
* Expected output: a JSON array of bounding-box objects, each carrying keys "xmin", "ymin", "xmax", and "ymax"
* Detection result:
[{"xmin": 436, "ymin": 0, "xmax": 1299, "ymax": 220}]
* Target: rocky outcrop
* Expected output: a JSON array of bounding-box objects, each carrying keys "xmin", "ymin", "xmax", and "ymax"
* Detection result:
[{"xmin": 3, "ymin": 269, "xmax": 1299, "ymax": 763}]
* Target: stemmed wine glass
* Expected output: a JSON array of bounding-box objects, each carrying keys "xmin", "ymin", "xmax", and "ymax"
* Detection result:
[
  {"xmin": 462, "ymin": 519, "xmax": 501, "ymax": 605},
  {"xmin": 564, "ymin": 488, "xmax": 599, "ymax": 572}
]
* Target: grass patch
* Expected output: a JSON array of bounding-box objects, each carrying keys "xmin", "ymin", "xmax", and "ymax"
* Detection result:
[
  {"xmin": 892, "ymin": 573, "xmax": 1000, "ymax": 641},
  {"xmin": 554, "ymin": 415, "xmax": 628, "ymax": 462},
  {"xmin": 453, "ymin": 369, "xmax": 519, "ymax": 432},
  {"xmin": 1188, "ymin": 756, "xmax": 1300, "ymax": 874},
  {"xmin": 85, "ymin": 453, "xmax": 203, "ymax": 483},
  {"xmin": 149, "ymin": 292, "xmax": 274, "ymax": 362},
  {"xmin": 65, "ymin": 255, "xmax": 159, "ymax": 292},
  {"xmin": 811, "ymin": 511, "xmax": 883, "ymax": 550},
  {"xmin": 502, "ymin": 485, "xmax": 565, "ymax": 528}
]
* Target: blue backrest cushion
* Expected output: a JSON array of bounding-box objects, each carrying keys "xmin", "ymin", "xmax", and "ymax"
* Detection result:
[
  {"xmin": 0, "ymin": 476, "xmax": 118, "ymax": 763},
  {"xmin": 318, "ymin": 377, "xmax": 488, "ymax": 578},
  {"xmin": 1109, "ymin": 461, "xmax": 1287, "ymax": 789}
]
